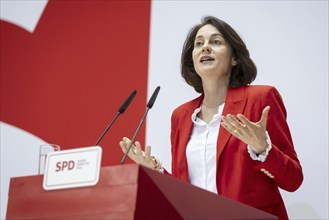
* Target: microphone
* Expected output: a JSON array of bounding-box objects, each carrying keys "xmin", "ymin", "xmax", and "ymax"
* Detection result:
[
  {"xmin": 147, "ymin": 86, "xmax": 160, "ymax": 109},
  {"xmin": 94, "ymin": 90, "xmax": 137, "ymax": 146},
  {"xmin": 120, "ymin": 86, "xmax": 160, "ymax": 164}
]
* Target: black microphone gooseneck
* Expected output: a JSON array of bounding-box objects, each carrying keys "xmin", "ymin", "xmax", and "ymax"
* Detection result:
[
  {"xmin": 120, "ymin": 86, "xmax": 160, "ymax": 164},
  {"xmin": 94, "ymin": 90, "xmax": 137, "ymax": 146}
]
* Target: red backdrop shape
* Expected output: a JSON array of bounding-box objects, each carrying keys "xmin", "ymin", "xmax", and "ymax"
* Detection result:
[{"xmin": 0, "ymin": 1, "xmax": 151, "ymax": 166}]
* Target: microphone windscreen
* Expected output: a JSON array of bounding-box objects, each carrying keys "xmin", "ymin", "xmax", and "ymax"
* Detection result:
[
  {"xmin": 147, "ymin": 86, "xmax": 160, "ymax": 109},
  {"xmin": 118, "ymin": 90, "xmax": 137, "ymax": 113}
]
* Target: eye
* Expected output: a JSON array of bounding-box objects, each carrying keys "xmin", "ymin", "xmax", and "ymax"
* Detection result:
[
  {"xmin": 194, "ymin": 41, "xmax": 203, "ymax": 47},
  {"xmin": 212, "ymin": 39, "xmax": 222, "ymax": 45}
]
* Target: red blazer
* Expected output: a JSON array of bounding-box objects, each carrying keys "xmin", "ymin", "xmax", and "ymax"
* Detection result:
[{"xmin": 169, "ymin": 85, "xmax": 303, "ymax": 220}]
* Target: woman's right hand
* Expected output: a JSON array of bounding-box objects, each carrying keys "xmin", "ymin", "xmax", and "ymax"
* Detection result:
[{"xmin": 119, "ymin": 137, "xmax": 156, "ymax": 170}]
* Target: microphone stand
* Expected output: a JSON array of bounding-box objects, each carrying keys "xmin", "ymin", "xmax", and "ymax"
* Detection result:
[
  {"xmin": 120, "ymin": 108, "xmax": 149, "ymax": 164},
  {"xmin": 120, "ymin": 86, "xmax": 160, "ymax": 165}
]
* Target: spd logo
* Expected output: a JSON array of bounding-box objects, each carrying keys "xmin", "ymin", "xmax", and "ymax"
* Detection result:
[{"xmin": 55, "ymin": 160, "xmax": 75, "ymax": 172}]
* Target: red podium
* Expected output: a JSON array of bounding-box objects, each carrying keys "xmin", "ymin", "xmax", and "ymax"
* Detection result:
[{"xmin": 7, "ymin": 164, "xmax": 277, "ymax": 219}]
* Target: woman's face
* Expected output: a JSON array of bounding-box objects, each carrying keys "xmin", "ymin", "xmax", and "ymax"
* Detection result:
[{"xmin": 192, "ymin": 24, "xmax": 236, "ymax": 82}]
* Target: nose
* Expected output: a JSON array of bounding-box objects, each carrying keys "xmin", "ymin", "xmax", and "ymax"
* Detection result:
[{"xmin": 202, "ymin": 43, "xmax": 211, "ymax": 53}]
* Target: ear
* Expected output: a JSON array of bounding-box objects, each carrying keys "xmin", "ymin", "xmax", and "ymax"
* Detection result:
[{"xmin": 231, "ymin": 57, "xmax": 238, "ymax": 66}]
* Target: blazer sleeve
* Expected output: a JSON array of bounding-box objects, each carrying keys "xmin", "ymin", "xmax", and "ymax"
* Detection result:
[
  {"xmin": 254, "ymin": 86, "xmax": 303, "ymax": 192},
  {"xmin": 160, "ymin": 108, "xmax": 179, "ymax": 176},
  {"xmin": 169, "ymin": 107, "xmax": 180, "ymax": 177}
]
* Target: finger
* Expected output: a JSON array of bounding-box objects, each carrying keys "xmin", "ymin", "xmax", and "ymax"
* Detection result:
[
  {"xmin": 145, "ymin": 145, "xmax": 152, "ymax": 160},
  {"xmin": 221, "ymin": 121, "xmax": 239, "ymax": 136},
  {"xmin": 236, "ymin": 114, "xmax": 253, "ymax": 127},
  {"xmin": 120, "ymin": 141, "xmax": 134, "ymax": 156},
  {"xmin": 135, "ymin": 141, "xmax": 142, "ymax": 156},
  {"xmin": 123, "ymin": 137, "xmax": 131, "ymax": 142},
  {"xmin": 259, "ymin": 106, "xmax": 270, "ymax": 127},
  {"xmin": 222, "ymin": 117, "xmax": 239, "ymax": 134},
  {"xmin": 226, "ymin": 114, "xmax": 245, "ymax": 128},
  {"xmin": 119, "ymin": 141, "xmax": 127, "ymax": 153},
  {"xmin": 221, "ymin": 116, "xmax": 235, "ymax": 130},
  {"xmin": 122, "ymin": 137, "xmax": 133, "ymax": 149}
]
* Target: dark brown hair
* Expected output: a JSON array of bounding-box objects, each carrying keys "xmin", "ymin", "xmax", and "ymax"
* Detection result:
[{"xmin": 181, "ymin": 16, "xmax": 257, "ymax": 93}]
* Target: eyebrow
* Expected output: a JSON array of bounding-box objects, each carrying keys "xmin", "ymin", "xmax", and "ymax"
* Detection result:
[{"xmin": 195, "ymin": 33, "xmax": 223, "ymax": 39}]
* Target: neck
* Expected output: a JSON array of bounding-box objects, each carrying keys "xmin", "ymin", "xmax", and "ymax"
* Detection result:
[{"xmin": 202, "ymin": 81, "xmax": 228, "ymax": 108}]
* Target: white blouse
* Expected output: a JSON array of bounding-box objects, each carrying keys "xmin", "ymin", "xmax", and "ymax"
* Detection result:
[
  {"xmin": 186, "ymin": 103, "xmax": 224, "ymax": 194},
  {"xmin": 185, "ymin": 103, "xmax": 271, "ymax": 194}
]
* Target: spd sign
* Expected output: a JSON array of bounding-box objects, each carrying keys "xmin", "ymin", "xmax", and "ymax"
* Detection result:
[{"xmin": 43, "ymin": 146, "xmax": 102, "ymax": 190}]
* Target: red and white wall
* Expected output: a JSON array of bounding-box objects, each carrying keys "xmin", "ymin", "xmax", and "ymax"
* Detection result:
[{"xmin": 1, "ymin": 1, "xmax": 328, "ymax": 219}]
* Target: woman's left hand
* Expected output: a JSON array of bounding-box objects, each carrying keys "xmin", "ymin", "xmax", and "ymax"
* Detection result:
[{"xmin": 221, "ymin": 106, "xmax": 270, "ymax": 154}]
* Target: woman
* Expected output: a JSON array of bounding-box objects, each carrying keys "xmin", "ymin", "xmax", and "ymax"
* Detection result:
[{"xmin": 119, "ymin": 16, "xmax": 303, "ymax": 220}]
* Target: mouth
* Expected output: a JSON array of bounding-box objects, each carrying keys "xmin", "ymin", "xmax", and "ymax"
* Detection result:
[{"xmin": 200, "ymin": 56, "xmax": 215, "ymax": 63}]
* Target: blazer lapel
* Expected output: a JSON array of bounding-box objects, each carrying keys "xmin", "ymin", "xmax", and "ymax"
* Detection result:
[
  {"xmin": 177, "ymin": 95, "xmax": 203, "ymax": 181},
  {"xmin": 217, "ymin": 86, "xmax": 247, "ymax": 162}
]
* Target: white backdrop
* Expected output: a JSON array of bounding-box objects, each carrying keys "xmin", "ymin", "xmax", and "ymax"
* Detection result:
[
  {"xmin": 1, "ymin": 1, "xmax": 328, "ymax": 219},
  {"xmin": 147, "ymin": 1, "xmax": 328, "ymax": 219}
]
